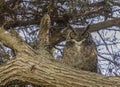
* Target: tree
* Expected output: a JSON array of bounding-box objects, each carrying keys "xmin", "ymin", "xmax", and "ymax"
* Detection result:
[{"xmin": 0, "ymin": 0, "xmax": 120, "ymax": 87}]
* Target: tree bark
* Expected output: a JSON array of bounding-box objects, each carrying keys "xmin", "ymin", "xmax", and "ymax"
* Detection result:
[{"xmin": 0, "ymin": 51, "xmax": 120, "ymax": 87}]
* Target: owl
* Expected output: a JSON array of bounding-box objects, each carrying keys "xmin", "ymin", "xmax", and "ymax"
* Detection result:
[{"xmin": 62, "ymin": 27, "xmax": 97, "ymax": 72}]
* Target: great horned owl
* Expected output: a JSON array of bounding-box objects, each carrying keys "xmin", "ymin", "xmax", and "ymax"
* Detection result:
[{"xmin": 63, "ymin": 27, "xmax": 97, "ymax": 72}]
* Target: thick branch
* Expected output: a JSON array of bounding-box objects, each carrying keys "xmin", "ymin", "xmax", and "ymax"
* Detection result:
[
  {"xmin": 0, "ymin": 52, "xmax": 120, "ymax": 87},
  {"xmin": 38, "ymin": 14, "xmax": 51, "ymax": 47},
  {"xmin": 88, "ymin": 18, "xmax": 120, "ymax": 32},
  {"xmin": 0, "ymin": 27, "xmax": 34, "ymax": 54}
]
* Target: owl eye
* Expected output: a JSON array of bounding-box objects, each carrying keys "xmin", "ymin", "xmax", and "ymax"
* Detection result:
[
  {"xmin": 84, "ymin": 32, "xmax": 90, "ymax": 38},
  {"xmin": 70, "ymin": 32, "xmax": 76, "ymax": 39},
  {"xmin": 80, "ymin": 31, "xmax": 89, "ymax": 38}
]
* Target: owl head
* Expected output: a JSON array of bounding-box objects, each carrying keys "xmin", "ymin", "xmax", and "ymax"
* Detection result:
[{"xmin": 69, "ymin": 28, "xmax": 90, "ymax": 42}]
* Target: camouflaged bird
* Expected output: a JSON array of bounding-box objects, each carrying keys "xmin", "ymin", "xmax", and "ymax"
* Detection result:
[{"xmin": 63, "ymin": 26, "xmax": 97, "ymax": 72}]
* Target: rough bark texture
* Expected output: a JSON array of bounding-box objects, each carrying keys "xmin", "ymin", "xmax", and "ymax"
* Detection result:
[{"xmin": 0, "ymin": 51, "xmax": 120, "ymax": 87}]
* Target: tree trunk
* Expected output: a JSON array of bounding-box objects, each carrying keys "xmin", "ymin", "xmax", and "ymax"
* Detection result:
[{"xmin": 0, "ymin": 51, "xmax": 120, "ymax": 87}]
